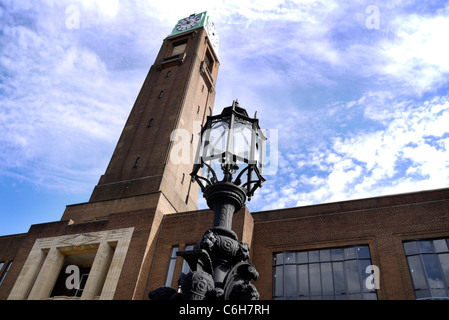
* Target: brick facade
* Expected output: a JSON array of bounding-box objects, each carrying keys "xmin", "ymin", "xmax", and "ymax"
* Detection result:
[{"xmin": 2, "ymin": 187, "xmax": 448, "ymax": 300}]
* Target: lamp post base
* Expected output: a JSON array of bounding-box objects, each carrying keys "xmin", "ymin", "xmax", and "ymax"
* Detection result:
[{"xmin": 148, "ymin": 182, "xmax": 259, "ymax": 300}]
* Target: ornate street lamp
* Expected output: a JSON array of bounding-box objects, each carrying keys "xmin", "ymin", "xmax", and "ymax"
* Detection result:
[
  {"xmin": 149, "ymin": 100, "xmax": 266, "ymax": 300},
  {"xmin": 191, "ymin": 100, "xmax": 266, "ymax": 232}
]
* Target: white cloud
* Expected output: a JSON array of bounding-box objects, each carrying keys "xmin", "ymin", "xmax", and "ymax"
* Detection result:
[
  {"xmin": 0, "ymin": 2, "xmax": 146, "ymax": 192},
  {"xmin": 254, "ymin": 94, "xmax": 449, "ymax": 211},
  {"xmin": 381, "ymin": 9, "xmax": 449, "ymax": 94}
]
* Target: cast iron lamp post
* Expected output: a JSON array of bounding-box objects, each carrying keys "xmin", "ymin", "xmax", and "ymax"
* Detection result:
[
  {"xmin": 191, "ymin": 99, "xmax": 266, "ymax": 233},
  {"xmin": 149, "ymin": 100, "xmax": 266, "ymax": 300}
]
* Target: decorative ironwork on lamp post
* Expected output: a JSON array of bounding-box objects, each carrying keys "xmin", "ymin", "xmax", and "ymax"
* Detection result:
[{"xmin": 149, "ymin": 100, "xmax": 266, "ymax": 300}]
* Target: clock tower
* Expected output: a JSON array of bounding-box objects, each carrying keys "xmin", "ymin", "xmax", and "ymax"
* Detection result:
[{"xmin": 62, "ymin": 12, "xmax": 220, "ymax": 223}]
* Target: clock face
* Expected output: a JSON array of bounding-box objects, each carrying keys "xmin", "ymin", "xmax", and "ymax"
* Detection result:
[
  {"xmin": 176, "ymin": 15, "xmax": 202, "ymax": 32},
  {"xmin": 206, "ymin": 21, "xmax": 219, "ymax": 53}
]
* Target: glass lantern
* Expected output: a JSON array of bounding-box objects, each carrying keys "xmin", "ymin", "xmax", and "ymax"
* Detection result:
[{"xmin": 191, "ymin": 100, "xmax": 266, "ymax": 200}]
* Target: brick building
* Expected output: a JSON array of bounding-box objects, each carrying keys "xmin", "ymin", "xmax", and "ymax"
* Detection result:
[{"xmin": 1, "ymin": 12, "xmax": 449, "ymax": 301}]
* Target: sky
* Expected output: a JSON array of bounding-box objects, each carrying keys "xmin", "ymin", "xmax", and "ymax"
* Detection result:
[{"xmin": 1, "ymin": 0, "xmax": 449, "ymax": 236}]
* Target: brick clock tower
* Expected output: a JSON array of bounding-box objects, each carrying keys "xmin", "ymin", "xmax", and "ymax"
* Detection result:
[
  {"xmin": 62, "ymin": 12, "xmax": 220, "ymax": 223},
  {"xmin": 4, "ymin": 12, "xmax": 220, "ymax": 300}
]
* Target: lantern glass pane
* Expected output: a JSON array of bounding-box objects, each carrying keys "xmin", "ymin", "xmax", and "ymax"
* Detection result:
[
  {"xmin": 205, "ymin": 118, "xmax": 230, "ymax": 158},
  {"xmin": 257, "ymin": 129, "xmax": 266, "ymax": 172},
  {"xmin": 193, "ymin": 105, "xmax": 267, "ymax": 193},
  {"xmin": 233, "ymin": 118, "xmax": 252, "ymax": 162}
]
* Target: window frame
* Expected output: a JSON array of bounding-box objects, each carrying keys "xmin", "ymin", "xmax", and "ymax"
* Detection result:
[
  {"xmin": 181, "ymin": 245, "xmax": 195, "ymax": 276},
  {"xmin": 272, "ymin": 245, "xmax": 377, "ymax": 300},
  {"xmin": 171, "ymin": 40, "xmax": 188, "ymax": 57},
  {"xmin": 403, "ymin": 238, "xmax": 449, "ymax": 300},
  {"xmin": 164, "ymin": 246, "xmax": 179, "ymax": 287},
  {"xmin": 203, "ymin": 49, "xmax": 214, "ymax": 74},
  {"xmin": 0, "ymin": 261, "xmax": 12, "ymax": 287}
]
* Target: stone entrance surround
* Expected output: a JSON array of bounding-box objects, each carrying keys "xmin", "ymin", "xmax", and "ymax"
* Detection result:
[{"xmin": 7, "ymin": 227, "xmax": 134, "ymax": 300}]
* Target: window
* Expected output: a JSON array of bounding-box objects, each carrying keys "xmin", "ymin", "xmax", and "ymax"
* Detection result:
[
  {"xmin": 0, "ymin": 261, "xmax": 12, "ymax": 287},
  {"xmin": 166, "ymin": 71, "xmax": 171, "ymax": 78},
  {"xmin": 404, "ymin": 238, "xmax": 449, "ymax": 300},
  {"xmin": 181, "ymin": 245, "xmax": 195, "ymax": 276},
  {"xmin": 148, "ymin": 118, "xmax": 154, "ymax": 127},
  {"xmin": 273, "ymin": 245, "xmax": 377, "ymax": 300},
  {"xmin": 159, "ymin": 91, "xmax": 164, "ymax": 98},
  {"xmin": 165, "ymin": 247, "xmax": 179, "ymax": 287},
  {"xmin": 165, "ymin": 245, "xmax": 196, "ymax": 288},
  {"xmin": 172, "ymin": 41, "xmax": 187, "ymax": 56},
  {"xmin": 204, "ymin": 50, "xmax": 214, "ymax": 74},
  {"xmin": 133, "ymin": 157, "xmax": 140, "ymax": 168}
]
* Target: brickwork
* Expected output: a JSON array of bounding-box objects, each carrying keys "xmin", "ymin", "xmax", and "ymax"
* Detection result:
[
  {"xmin": 251, "ymin": 188, "xmax": 449, "ymax": 299},
  {"xmin": 89, "ymin": 27, "xmax": 219, "ymax": 216},
  {"xmin": 137, "ymin": 187, "xmax": 449, "ymax": 300},
  {"xmin": 0, "ymin": 233, "xmax": 27, "ymax": 300},
  {"xmin": 1, "ymin": 188, "xmax": 449, "ymax": 300}
]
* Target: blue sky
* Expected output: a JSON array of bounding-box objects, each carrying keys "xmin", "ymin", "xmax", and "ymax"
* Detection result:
[{"xmin": 1, "ymin": 0, "xmax": 449, "ymax": 236}]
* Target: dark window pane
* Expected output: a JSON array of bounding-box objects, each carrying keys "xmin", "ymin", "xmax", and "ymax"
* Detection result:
[
  {"xmin": 165, "ymin": 247, "xmax": 178, "ymax": 287},
  {"xmin": 363, "ymin": 292, "xmax": 378, "ymax": 300},
  {"xmin": 431, "ymin": 289, "xmax": 446, "ymax": 297},
  {"xmin": 320, "ymin": 249, "xmax": 331, "ymax": 262},
  {"xmin": 309, "ymin": 251, "xmax": 319, "ymax": 263},
  {"xmin": 434, "ymin": 240, "xmax": 449, "ymax": 253},
  {"xmin": 298, "ymin": 264, "xmax": 309, "ymax": 296},
  {"xmin": 422, "ymin": 254, "xmax": 444, "ymax": 289},
  {"xmin": 333, "ymin": 262, "xmax": 345, "ymax": 294},
  {"xmin": 407, "ymin": 255, "xmax": 428, "ymax": 290},
  {"xmin": 348, "ymin": 293, "xmax": 362, "ymax": 300},
  {"xmin": 438, "ymin": 253, "xmax": 449, "ymax": 286},
  {"xmin": 331, "ymin": 248, "xmax": 343, "ymax": 261},
  {"xmin": 356, "ymin": 246, "xmax": 370, "ymax": 259},
  {"xmin": 309, "ymin": 263, "xmax": 321, "ymax": 295},
  {"xmin": 415, "ymin": 289, "xmax": 431, "ymax": 299},
  {"xmin": 284, "ymin": 265, "xmax": 297, "ymax": 297},
  {"xmin": 344, "ymin": 247, "xmax": 356, "ymax": 260},
  {"xmin": 404, "ymin": 241, "xmax": 419, "ymax": 255},
  {"xmin": 345, "ymin": 260, "xmax": 361, "ymax": 293},
  {"xmin": 298, "ymin": 251, "xmax": 308, "ymax": 264},
  {"xmin": 321, "ymin": 262, "xmax": 333, "ymax": 295},
  {"xmin": 285, "ymin": 252, "xmax": 296, "ymax": 264},
  {"xmin": 418, "ymin": 241, "xmax": 434, "ymax": 253},
  {"xmin": 274, "ymin": 266, "xmax": 283, "ymax": 296},
  {"xmin": 172, "ymin": 42, "xmax": 187, "ymax": 56}
]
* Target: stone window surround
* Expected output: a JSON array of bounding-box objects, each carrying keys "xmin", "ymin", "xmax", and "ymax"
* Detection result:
[{"xmin": 8, "ymin": 227, "xmax": 134, "ymax": 300}]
